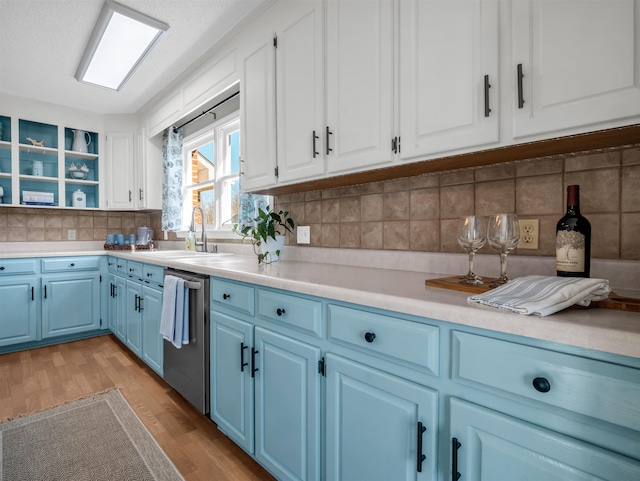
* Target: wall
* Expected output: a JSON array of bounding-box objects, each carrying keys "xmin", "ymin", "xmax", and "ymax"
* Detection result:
[{"xmin": 276, "ymin": 144, "xmax": 640, "ymax": 260}]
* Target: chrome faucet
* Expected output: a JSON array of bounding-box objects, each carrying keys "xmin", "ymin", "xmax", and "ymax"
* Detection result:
[{"xmin": 190, "ymin": 205, "xmax": 208, "ymax": 252}]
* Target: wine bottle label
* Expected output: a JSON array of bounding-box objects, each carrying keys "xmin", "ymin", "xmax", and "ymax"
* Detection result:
[{"xmin": 556, "ymin": 230, "xmax": 586, "ymax": 272}]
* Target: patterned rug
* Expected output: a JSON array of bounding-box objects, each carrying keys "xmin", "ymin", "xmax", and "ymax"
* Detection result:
[{"xmin": 0, "ymin": 389, "xmax": 184, "ymax": 481}]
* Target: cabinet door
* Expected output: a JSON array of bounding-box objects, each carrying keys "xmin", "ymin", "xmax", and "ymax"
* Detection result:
[
  {"xmin": 325, "ymin": 353, "xmax": 438, "ymax": 481},
  {"xmin": 399, "ymin": 0, "xmax": 499, "ymax": 160},
  {"xmin": 275, "ymin": 1, "xmax": 326, "ymax": 184},
  {"xmin": 125, "ymin": 280, "xmax": 143, "ymax": 357},
  {"xmin": 141, "ymin": 284, "xmax": 163, "ymax": 375},
  {"xmin": 42, "ymin": 273, "xmax": 100, "ymax": 338},
  {"xmin": 107, "ymin": 274, "xmax": 117, "ymax": 332},
  {"xmin": 254, "ymin": 327, "xmax": 322, "ymax": 481},
  {"xmin": 0, "ymin": 278, "xmax": 37, "ymax": 346},
  {"xmin": 106, "ymin": 132, "xmax": 135, "ymax": 209},
  {"xmin": 450, "ymin": 398, "xmax": 640, "ymax": 481},
  {"xmin": 326, "ymin": 0, "xmax": 394, "ymax": 174},
  {"xmin": 113, "ymin": 275, "xmax": 127, "ymax": 342},
  {"xmin": 241, "ymin": 38, "xmax": 277, "ymax": 192},
  {"xmin": 512, "ymin": 0, "xmax": 640, "ymax": 138},
  {"xmin": 210, "ymin": 311, "xmax": 255, "ymax": 453}
]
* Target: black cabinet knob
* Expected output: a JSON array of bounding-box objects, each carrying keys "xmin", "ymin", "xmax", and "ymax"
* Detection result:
[
  {"xmin": 532, "ymin": 377, "xmax": 551, "ymax": 393},
  {"xmin": 0, "ymin": 266, "xmax": 4, "ymax": 270},
  {"xmin": 364, "ymin": 332, "xmax": 376, "ymax": 343},
  {"xmin": 70, "ymin": 263, "xmax": 75, "ymax": 267},
  {"xmin": 276, "ymin": 308, "xmax": 286, "ymax": 316},
  {"xmin": 223, "ymin": 293, "xmax": 231, "ymax": 300}
]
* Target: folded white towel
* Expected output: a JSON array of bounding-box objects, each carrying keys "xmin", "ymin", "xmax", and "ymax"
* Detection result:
[
  {"xmin": 172, "ymin": 278, "xmax": 185, "ymax": 348},
  {"xmin": 468, "ymin": 275, "xmax": 611, "ymax": 316},
  {"xmin": 160, "ymin": 275, "xmax": 179, "ymax": 340}
]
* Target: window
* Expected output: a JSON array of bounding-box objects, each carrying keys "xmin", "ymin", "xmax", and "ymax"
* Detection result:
[{"xmin": 182, "ymin": 114, "xmax": 240, "ymax": 234}]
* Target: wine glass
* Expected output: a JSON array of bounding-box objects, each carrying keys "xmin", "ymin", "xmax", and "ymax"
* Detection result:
[
  {"xmin": 457, "ymin": 215, "xmax": 486, "ymax": 285},
  {"xmin": 487, "ymin": 213, "xmax": 520, "ymax": 287}
]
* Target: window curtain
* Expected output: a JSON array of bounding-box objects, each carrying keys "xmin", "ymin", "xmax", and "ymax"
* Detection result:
[
  {"xmin": 162, "ymin": 126, "xmax": 184, "ymax": 231},
  {"xmin": 237, "ymin": 193, "xmax": 269, "ymax": 230}
]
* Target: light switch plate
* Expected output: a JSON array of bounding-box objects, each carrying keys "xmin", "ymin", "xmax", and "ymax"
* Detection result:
[{"xmin": 297, "ymin": 226, "xmax": 310, "ymax": 244}]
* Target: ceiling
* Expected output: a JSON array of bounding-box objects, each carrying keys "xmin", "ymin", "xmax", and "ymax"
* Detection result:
[{"xmin": 0, "ymin": 0, "xmax": 268, "ymax": 115}]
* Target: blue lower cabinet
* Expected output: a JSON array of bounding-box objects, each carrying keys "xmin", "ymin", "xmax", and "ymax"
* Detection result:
[
  {"xmin": 325, "ymin": 353, "xmax": 438, "ymax": 481},
  {"xmin": 254, "ymin": 327, "xmax": 322, "ymax": 481},
  {"xmin": 141, "ymin": 284, "xmax": 163, "ymax": 376},
  {"xmin": 211, "ymin": 311, "xmax": 255, "ymax": 452},
  {"xmin": 0, "ymin": 277, "xmax": 37, "ymax": 346},
  {"xmin": 41, "ymin": 272, "xmax": 100, "ymax": 338},
  {"xmin": 125, "ymin": 280, "xmax": 143, "ymax": 357},
  {"xmin": 210, "ymin": 307, "xmax": 322, "ymax": 481},
  {"xmin": 449, "ymin": 398, "xmax": 640, "ymax": 481}
]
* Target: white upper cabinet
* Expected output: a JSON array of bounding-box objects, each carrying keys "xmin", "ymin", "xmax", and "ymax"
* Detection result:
[
  {"xmin": 512, "ymin": 0, "xmax": 640, "ymax": 138},
  {"xmin": 105, "ymin": 132, "xmax": 135, "ymax": 210},
  {"xmin": 240, "ymin": 38, "xmax": 277, "ymax": 192},
  {"xmin": 399, "ymin": 0, "xmax": 500, "ymax": 161},
  {"xmin": 275, "ymin": 0, "xmax": 326, "ymax": 185},
  {"xmin": 325, "ymin": 0, "xmax": 395, "ymax": 174}
]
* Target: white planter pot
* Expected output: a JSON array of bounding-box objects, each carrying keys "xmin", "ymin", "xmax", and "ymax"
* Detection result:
[{"xmin": 261, "ymin": 235, "xmax": 286, "ymax": 262}]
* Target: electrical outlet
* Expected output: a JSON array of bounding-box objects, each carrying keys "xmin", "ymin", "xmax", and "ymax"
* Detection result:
[
  {"xmin": 518, "ymin": 219, "xmax": 539, "ymax": 250},
  {"xmin": 67, "ymin": 229, "xmax": 76, "ymax": 240},
  {"xmin": 297, "ymin": 226, "xmax": 310, "ymax": 244}
]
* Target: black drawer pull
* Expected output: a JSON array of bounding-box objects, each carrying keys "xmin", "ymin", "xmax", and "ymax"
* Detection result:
[
  {"xmin": 517, "ymin": 63, "xmax": 525, "ymax": 109},
  {"xmin": 147, "ymin": 272, "xmax": 152, "ymax": 277},
  {"xmin": 251, "ymin": 348, "xmax": 259, "ymax": 378},
  {"xmin": 532, "ymin": 377, "xmax": 551, "ymax": 393},
  {"xmin": 364, "ymin": 332, "xmax": 376, "ymax": 343},
  {"xmin": 452, "ymin": 438, "xmax": 461, "ymax": 481},
  {"xmin": 417, "ymin": 422, "xmax": 427, "ymax": 472},
  {"xmin": 223, "ymin": 293, "xmax": 231, "ymax": 300},
  {"xmin": 70, "ymin": 263, "xmax": 75, "ymax": 267},
  {"xmin": 0, "ymin": 266, "xmax": 4, "ymax": 270},
  {"xmin": 276, "ymin": 308, "xmax": 286, "ymax": 316},
  {"xmin": 240, "ymin": 342, "xmax": 248, "ymax": 372}
]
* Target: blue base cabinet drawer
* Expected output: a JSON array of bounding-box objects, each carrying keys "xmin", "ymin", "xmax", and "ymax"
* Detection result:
[
  {"xmin": 41, "ymin": 256, "xmax": 101, "ymax": 273},
  {"xmin": 328, "ymin": 304, "xmax": 439, "ymax": 376},
  {"xmin": 257, "ymin": 288, "xmax": 322, "ymax": 338},
  {"xmin": 211, "ymin": 277, "xmax": 255, "ymax": 316},
  {"xmin": 452, "ymin": 331, "xmax": 640, "ymax": 431},
  {"xmin": 0, "ymin": 259, "xmax": 37, "ymax": 276}
]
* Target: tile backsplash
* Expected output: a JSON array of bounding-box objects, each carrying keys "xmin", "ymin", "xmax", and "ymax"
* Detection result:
[
  {"xmin": 1, "ymin": 144, "xmax": 638, "ymax": 261},
  {"xmin": 0, "ymin": 209, "xmax": 162, "ymax": 243},
  {"xmin": 276, "ymin": 145, "xmax": 640, "ymax": 260}
]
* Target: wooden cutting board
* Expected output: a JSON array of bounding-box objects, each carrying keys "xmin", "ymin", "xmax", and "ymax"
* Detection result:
[{"xmin": 425, "ymin": 276, "xmax": 640, "ymax": 313}]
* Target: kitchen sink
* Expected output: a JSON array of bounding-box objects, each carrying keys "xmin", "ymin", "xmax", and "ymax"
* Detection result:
[{"xmin": 134, "ymin": 250, "xmax": 234, "ymax": 260}]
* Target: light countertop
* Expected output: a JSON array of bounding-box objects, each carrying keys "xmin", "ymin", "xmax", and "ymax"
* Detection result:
[{"xmin": 2, "ymin": 244, "xmax": 639, "ymax": 359}]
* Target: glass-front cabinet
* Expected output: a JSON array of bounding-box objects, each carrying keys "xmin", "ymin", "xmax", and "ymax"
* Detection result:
[{"xmin": 0, "ymin": 114, "xmax": 100, "ymax": 209}]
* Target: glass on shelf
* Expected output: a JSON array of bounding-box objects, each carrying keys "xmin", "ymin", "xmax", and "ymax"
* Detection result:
[
  {"xmin": 487, "ymin": 213, "xmax": 520, "ymax": 287},
  {"xmin": 457, "ymin": 215, "xmax": 486, "ymax": 285}
]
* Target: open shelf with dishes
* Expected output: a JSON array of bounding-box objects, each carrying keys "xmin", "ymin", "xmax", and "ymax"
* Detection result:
[{"xmin": 0, "ymin": 115, "xmax": 101, "ymax": 209}]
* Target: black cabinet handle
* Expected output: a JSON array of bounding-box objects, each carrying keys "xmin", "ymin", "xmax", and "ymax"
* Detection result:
[
  {"xmin": 31, "ymin": 286, "xmax": 34, "ymax": 301},
  {"xmin": 240, "ymin": 342, "xmax": 249, "ymax": 372},
  {"xmin": 70, "ymin": 263, "xmax": 75, "ymax": 267},
  {"xmin": 223, "ymin": 293, "xmax": 231, "ymax": 300},
  {"xmin": 532, "ymin": 377, "xmax": 551, "ymax": 393},
  {"xmin": 517, "ymin": 63, "xmax": 525, "ymax": 109},
  {"xmin": 312, "ymin": 130, "xmax": 319, "ymax": 158},
  {"xmin": 138, "ymin": 296, "xmax": 143, "ymax": 312},
  {"xmin": 326, "ymin": 126, "xmax": 333, "ymax": 154},
  {"xmin": 484, "ymin": 74, "xmax": 491, "ymax": 117},
  {"xmin": 251, "ymin": 347, "xmax": 259, "ymax": 378},
  {"xmin": 364, "ymin": 332, "xmax": 376, "ymax": 343},
  {"xmin": 134, "ymin": 295, "xmax": 139, "ymax": 311},
  {"xmin": 276, "ymin": 308, "xmax": 286, "ymax": 316},
  {"xmin": 0, "ymin": 266, "xmax": 5, "ymax": 270},
  {"xmin": 417, "ymin": 422, "xmax": 427, "ymax": 473},
  {"xmin": 44, "ymin": 285, "xmax": 47, "ymax": 299},
  {"xmin": 147, "ymin": 272, "xmax": 152, "ymax": 277},
  {"xmin": 452, "ymin": 438, "xmax": 461, "ymax": 481}
]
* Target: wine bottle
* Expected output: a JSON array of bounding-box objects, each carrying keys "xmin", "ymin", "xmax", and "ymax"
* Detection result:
[{"xmin": 556, "ymin": 185, "xmax": 591, "ymax": 277}]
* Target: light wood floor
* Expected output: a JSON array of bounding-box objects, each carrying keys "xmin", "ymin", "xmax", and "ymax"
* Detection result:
[{"xmin": 0, "ymin": 335, "xmax": 275, "ymax": 481}]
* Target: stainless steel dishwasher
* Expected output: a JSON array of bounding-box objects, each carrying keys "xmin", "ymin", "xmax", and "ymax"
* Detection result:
[{"xmin": 163, "ymin": 268, "xmax": 210, "ymax": 415}]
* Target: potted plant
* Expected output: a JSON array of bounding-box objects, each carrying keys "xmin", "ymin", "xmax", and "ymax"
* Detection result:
[{"xmin": 234, "ymin": 206, "xmax": 295, "ymax": 263}]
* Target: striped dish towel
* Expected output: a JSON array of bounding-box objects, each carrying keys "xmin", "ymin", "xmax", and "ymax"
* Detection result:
[{"xmin": 467, "ymin": 275, "xmax": 611, "ymax": 316}]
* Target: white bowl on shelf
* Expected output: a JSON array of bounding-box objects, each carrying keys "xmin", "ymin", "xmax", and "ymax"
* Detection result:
[{"xmin": 70, "ymin": 170, "xmax": 87, "ymax": 180}]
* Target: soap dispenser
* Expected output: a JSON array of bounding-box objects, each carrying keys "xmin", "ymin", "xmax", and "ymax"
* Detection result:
[{"xmin": 185, "ymin": 231, "xmax": 196, "ymax": 251}]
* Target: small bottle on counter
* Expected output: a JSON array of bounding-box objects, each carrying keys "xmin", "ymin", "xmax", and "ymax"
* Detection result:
[
  {"xmin": 556, "ymin": 184, "xmax": 591, "ymax": 277},
  {"xmin": 185, "ymin": 231, "xmax": 196, "ymax": 251}
]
